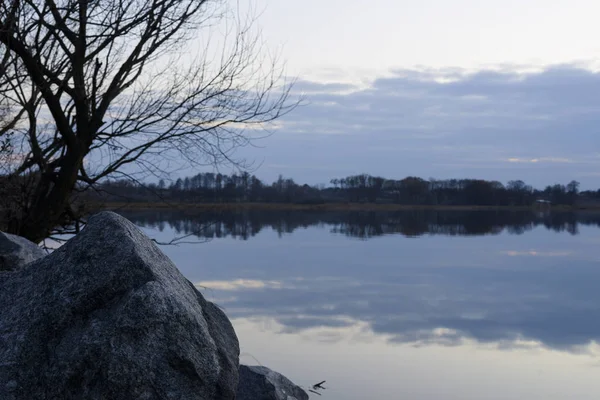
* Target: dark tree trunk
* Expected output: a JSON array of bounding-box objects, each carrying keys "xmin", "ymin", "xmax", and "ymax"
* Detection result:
[{"xmin": 15, "ymin": 147, "xmax": 84, "ymax": 243}]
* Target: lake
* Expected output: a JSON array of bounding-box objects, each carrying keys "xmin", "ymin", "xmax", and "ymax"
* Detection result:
[{"xmin": 119, "ymin": 209, "xmax": 600, "ymax": 400}]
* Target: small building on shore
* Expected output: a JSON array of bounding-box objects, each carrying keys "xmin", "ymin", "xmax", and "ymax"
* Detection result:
[{"xmin": 533, "ymin": 199, "xmax": 551, "ymax": 211}]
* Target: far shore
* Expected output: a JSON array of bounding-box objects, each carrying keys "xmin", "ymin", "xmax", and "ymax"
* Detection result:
[{"xmin": 90, "ymin": 202, "xmax": 600, "ymax": 212}]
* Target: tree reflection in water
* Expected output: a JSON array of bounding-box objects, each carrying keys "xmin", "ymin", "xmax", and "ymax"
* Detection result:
[{"xmin": 119, "ymin": 209, "xmax": 595, "ymax": 240}]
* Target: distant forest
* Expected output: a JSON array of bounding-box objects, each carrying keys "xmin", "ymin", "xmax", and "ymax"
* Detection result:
[{"xmin": 88, "ymin": 172, "xmax": 600, "ymax": 207}]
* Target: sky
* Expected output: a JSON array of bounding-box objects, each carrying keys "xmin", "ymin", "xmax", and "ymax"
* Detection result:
[{"xmin": 199, "ymin": 0, "xmax": 600, "ymax": 188}]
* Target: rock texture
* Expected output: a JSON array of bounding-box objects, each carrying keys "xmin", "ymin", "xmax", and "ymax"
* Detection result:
[
  {"xmin": 0, "ymin": 211, "xmax": 239, "ymax": 400},
  {"xmin": 0, "ymin": 231, "xmax": 46, "ymax": 272},
  {"xmin": 237, "ymin": 365, "xmax": 309, "ymax": 400}
]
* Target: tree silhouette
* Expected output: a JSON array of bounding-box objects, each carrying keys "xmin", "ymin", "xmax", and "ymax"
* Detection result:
[{"xmin": 0, "ymin": 0, "xmax": 294, "ymax": 242}]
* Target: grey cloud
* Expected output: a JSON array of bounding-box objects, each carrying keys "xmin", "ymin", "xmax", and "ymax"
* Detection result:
[{"xmin": 237, "ymin": 65, "xmax": 600, "ymax": 187}]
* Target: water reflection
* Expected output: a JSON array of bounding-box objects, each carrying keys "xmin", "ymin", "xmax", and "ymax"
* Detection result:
[
  {"xmin": 120, "ymin": 208, "xmax": 599, "ymax": 240},
  {"xmin": 232, "ymin": 316, "xmax": 600, "ymax": 400},
  {"xmin": 119, "ymin": 209, "xmax": 600, "ymax": 399},
  {"xmin": 197, "ymin": 263, "xmax": 600, "ymax": 353},
  {"xmin": 117, "ymin": 208, "xmax": 600, "ymax": 356}
]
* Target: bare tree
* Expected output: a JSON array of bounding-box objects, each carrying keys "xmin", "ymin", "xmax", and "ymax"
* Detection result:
[{"xmin": 0, "ymin": 0, "xmax": 294, "ymax": 242}]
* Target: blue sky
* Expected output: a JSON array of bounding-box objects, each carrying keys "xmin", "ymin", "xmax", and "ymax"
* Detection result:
[{"xmin": 188, "ymin": 0, "xmax": 600, "ymax": 189}]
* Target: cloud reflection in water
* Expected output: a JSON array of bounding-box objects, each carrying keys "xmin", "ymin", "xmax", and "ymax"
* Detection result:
[{"xmin": 121, "ymin": 209, "xmax": 600, "ymax": 356}]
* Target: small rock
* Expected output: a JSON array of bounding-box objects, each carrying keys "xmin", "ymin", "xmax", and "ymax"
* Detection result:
[
  {"xmin": 237, "ymin": 365, "xmax": 309, "ymax": 400},
  {"xmin": 0, "ymin": 231, "xmax": 45, "ymax": 272}
]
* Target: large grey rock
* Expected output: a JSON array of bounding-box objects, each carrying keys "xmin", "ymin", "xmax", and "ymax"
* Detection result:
[
  {"xmin": 0, "ymin": 231, "xmax": 45, "ymax": 272},
  {"xmin": 237, "ymin": 365, "xmax": 309, "ymax": 400},
  {"xmin": 0, "ymin": 211, "xmax": 239, "ymax": 400}
]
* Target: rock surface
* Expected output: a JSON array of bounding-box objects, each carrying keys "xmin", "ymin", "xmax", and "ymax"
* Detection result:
[
  {"xmin": 237, "ymin": 365, "xmax": 309, "ymax": 400},
  {"xmin": 0, "ymin": 211, "xmax": 239, "ymax": 400},
  {"xmin": 0, "ymin": 231, "xmax": 45, "ymax": 272}
]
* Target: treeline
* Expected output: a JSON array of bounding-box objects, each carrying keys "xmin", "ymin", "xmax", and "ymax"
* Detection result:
[{"xmin": 89, "ymin": 172, "xmax": 600, "ymax": 206}]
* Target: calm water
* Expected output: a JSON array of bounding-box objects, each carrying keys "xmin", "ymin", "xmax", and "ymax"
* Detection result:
[{"xmin": 120, "ymin": 209, "xmax": 600, "ymax": 400}]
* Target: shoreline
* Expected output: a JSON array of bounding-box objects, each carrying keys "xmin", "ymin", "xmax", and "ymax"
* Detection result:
[{"xmin": 90, "ymin": 202, "xmax": 600, "ymax": 212}]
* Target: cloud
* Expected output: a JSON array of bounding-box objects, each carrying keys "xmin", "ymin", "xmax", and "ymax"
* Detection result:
[
  {"xmin": 502, "ymin": 250, "xmax": 572, "ymax": 257},
  {"xmin": 506, "ymin": 157, "xmax": 573, "ymax": 164},
  {"xmin": 291, "ymin": 80, "xmax": 360, "ymax": 95},
  {"xmin": 236, "ymin": 65, "xmax": 600, "ymax": 188},
  {"xmin": 195, "ymin": 279, "xmax": 282, "ymax": 291}
]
